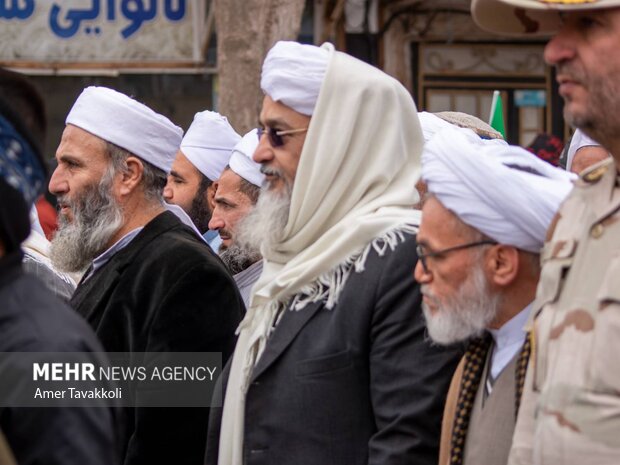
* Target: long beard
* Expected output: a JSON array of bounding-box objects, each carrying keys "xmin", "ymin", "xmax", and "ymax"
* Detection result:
[
  {"xmin": 235, "ymin": 181, "xmax": 292, "ymax": 256},
  {"xmin": 421, "ymin": 263, "xmax": 501, "ymax": 345},
  {"xmin": 49, "ymin": 170, "xmax": 123, "ymax": 274}
]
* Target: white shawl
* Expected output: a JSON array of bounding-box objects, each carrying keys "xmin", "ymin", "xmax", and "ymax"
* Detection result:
[{"xmin": 217, "ymin": 43, "xmax": 423, "ymax": 465}]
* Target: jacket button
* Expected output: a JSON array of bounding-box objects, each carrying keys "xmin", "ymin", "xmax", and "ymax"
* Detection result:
[{"xmin": 591, "ymin": 223, "xmax": 604, "ymax": 238}]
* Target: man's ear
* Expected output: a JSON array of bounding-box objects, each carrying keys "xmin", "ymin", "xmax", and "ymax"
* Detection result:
[
  {"xmin": 207, "ymin": 181, "xmax": 218, "ymax": 210},
  {"xmin": 487, "ymin": 245, "xmax": 519, "ymax": 287},
  {"xmin": 117, "ymin": 156, "xmax": 144, "ymax": 196}
]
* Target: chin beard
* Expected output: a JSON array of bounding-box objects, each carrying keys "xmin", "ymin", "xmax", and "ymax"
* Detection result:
[
  {"xmin": 422, "ymin": 263, "xmax": 501, "ymax": 345},
  {"xmin": 49, "ymin": 169, "xmax": 123, "ymax": 274},
  {"xmin": 235, "ymin": 180, "xmax": 292, "ymax": 255},
  {"xmin": 219, "ymin": 243, "xmax": 261, "ymax": 275}
]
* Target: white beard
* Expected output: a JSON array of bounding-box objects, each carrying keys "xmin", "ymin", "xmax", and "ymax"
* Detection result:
[
  {"xmin": 235, "ymin": 181, "xmax": 292, "ymax": 256},
  {"xmin": 422, "ymin": 262, "xmax": 501, "ymax": 345},
  {"xmin": 49, "ymin": 168, "xmax": 123, "ymax": 274}
]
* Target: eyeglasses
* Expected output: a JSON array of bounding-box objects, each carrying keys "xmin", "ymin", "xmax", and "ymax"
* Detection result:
[
  {"xmin": 257, "ymin": 126, "xmax": 308, "ymax": 148},
  {"xmin": 416, "ymin": 240, "xmax": 497, "ymax": 274}
]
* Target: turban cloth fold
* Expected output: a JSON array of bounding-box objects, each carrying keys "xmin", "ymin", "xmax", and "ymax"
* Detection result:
[
  {"xmin": 66, "ymin": 86, "xmax": 183, "ymax": 173},
  {"xmin": 261, "ymin": 41, "xmax": 330, "ymax": 116},
  {"xmin": 423, "ymin": 127, "xmax": 575, "ymax": 253},
  {"xmin": 180, "ymin": 111, "xmax": 240, "ymax": 181},
  {"xmin": 229, "ymin": 129, "xmax": 263, "ymax": 187}
]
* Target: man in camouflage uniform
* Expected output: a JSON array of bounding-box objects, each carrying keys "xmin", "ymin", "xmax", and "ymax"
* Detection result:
[{"xmin": 471, "ymin": 1, "xmax": 620, "ymax": 464}]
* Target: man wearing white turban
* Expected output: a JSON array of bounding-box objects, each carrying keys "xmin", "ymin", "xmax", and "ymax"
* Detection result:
[
  {"xmin": 415, "ymin": 126, "xmax": 573, "ymax": 465},
  {"xmin": 205, "ymin": 41, "xmax": 462, "ymax": 465},
  {"xmin": 164, "ymin": 110, "xmax": 241, "ymax": 250},
  {"xmin": 208, "ymin": 129, "xmax": 264, "ymax": 307},
  {"xmin": 48, "ymin": 87, "xmax": 244, "ymax": 465}
]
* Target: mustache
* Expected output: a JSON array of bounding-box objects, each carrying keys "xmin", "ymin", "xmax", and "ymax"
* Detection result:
[
  {"xmin": 56, "ymin": 195, "xmax": 72, "ymax": 209},
  {"xmin": 260, "ymin": 165, "xmax": 283, "ymax": 177},
  {"xmin": 556, "ymin": 63, "xmax": 586, "ymax": 84},
  {"xmin": 421, "ymin": 285, "xmax": 439, "ymax": 305}
]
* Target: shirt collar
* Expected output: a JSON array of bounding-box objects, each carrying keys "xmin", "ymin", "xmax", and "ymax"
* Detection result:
[
  {"xmin": 488, "ymin": 303, "xmax": 531, "ymax": 351},
  {"xmin": 234, "ymin": 259, "xmax": 263, "ymax": 287},
  {"xmin": 85, "ymin": 227, "xmax": 143, "ymax": 280}
]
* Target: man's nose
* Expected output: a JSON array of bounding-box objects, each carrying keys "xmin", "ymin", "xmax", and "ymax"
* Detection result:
[
  {"xmin": 48, "ymin": 165, "xmax": 68, "ymax": 196},
  {"xmin": 253, "ymin": 132, "xmax": 274, "ymax": 164},
  {"xmin": 208, "ymin": 211, "xmax": 224, "ymax": 231}
]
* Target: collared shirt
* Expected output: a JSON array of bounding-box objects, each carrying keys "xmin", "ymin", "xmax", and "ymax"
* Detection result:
[
  {"xmin": 204, "ymin": 230, "xmax": 222, "ymax": 253},
  {"xmin": 84, "ymin": 228, "xmax": 143, "ymax": 281},
  {"xmin": 488, "ymin": 304, "xmax": 531, "ymax": 380},
  {"xmin": 233, "ymin": 259, "xmax": 263, "ymax": 308}
]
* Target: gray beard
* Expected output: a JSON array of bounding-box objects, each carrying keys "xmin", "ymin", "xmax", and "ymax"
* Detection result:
[
  {"xmin": 49, "ymin": 169, "xmax": 123, "ymax": 274},
  {"xmin": 235, "ymin": 182, "xmax": 292, "ymax": 256},
  {"xmin": 219, "ymin": 242, "xmax": 261, "ymax": 275},
  {"xmin": 421, "ymin": 262, "xmax": 501, "ymax": 345}
]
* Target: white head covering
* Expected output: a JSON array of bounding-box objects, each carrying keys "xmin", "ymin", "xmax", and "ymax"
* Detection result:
[
  {"xmin": 229, "ymin": 129, "xmax": 264, "ymax": 187},
  {"xmin": 66, "ymin": 86, "xmax": 182, "ymax": 173},
  {"xmin": 180, "ymin": 110, "xmax": 241, "ymax": 182},
  {"xmin": 566, "ymin": 129, "xmax": 601, "ymax": 172},
  {"xmin": 261, "ymin": 41, "xmax": 330, "ymax": 116},
  {"xmin": 423, "ymin": 126, "xmax": 575, "ymax": 253}
]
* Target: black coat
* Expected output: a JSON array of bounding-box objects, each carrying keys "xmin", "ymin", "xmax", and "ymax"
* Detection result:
[
  {"xmin": 205, "ymin": 233, "xmax": 462, "ymax": 465},
  {"xmin": 0, "ymin": 251, "xmax": 119, "ymax": 465},
  {"xmin": 71, "ymin": 211, "xmax": 244, "ymax": 465}
]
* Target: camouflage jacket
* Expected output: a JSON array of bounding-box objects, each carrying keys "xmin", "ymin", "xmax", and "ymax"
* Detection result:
[{"xmin": 509, "ymin": 158, "xmax": 620, "ymax": 465}]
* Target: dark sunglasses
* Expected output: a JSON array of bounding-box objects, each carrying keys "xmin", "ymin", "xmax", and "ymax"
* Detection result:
[{"xmin": 257, "ymin": 126, "xmax": 308, "ymax": 148}]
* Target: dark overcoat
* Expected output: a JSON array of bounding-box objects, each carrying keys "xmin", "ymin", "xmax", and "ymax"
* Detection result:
[
  {"xmin": 0, "ymin": 251, "xmax": 119, "ymax": 465},
  {"xmin": 205, "ymin": 233, "xmax": 462, "ymax": 465},
  {"xmin": 71, "ymin": 211, "xmax": 244, "ymax": 465}
]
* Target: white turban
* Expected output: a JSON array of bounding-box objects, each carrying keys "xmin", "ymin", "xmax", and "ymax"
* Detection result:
[
  {"xmin": 423, "ymin": 127, "xmax": 575, "ymax": 253},
  {"xmin": 566, "ymin": 128, "xmax": 601, "ymax": 172},
  {"xmin": 180, "ymin": 111, "xmax": 241, "ymax": 182},
  {"xmin": 261, "ymin": 41, "xmax": 330, "ymax": 116},
  {"xmin": 229, "ymin": 129, "xmax": 264, "ymax": 187},
  {"xmin": 66, "ymin": 86, "xmax": 182, "ymax": 173}
]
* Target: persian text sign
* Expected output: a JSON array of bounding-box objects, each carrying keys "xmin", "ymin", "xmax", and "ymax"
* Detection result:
[{"xmin": 0, "ymin": 0, "xmax": 205, "ymax": 66}]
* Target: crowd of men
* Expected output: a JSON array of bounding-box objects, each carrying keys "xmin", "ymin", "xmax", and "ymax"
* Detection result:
[{"xmin": 0, "ymin": 0, "xmax": 619, "ymax": 464}]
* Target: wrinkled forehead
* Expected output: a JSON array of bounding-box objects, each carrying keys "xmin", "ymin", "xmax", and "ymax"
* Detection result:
[{"xmin": 57, "ymin": 124, "xmax": 108, "ymax": 157}]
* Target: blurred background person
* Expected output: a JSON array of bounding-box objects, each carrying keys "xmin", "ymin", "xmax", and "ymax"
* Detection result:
[{"xmin": 0, "ymin": 89, "xmax": 119, "ymax": 465}]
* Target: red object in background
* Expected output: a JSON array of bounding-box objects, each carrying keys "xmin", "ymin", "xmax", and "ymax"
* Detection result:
[
  {"xmin": 35, "ymin": 196, "xmax": 58, "ymax": 240},
  {"xmin": 526, "ymin": 133, "xmax": 564, "ymax": 167}
]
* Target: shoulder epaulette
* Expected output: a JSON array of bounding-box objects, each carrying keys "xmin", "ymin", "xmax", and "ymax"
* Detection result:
[{"xmin": 580, "ymin": 159, "xmax": 611, "ymax": 183}]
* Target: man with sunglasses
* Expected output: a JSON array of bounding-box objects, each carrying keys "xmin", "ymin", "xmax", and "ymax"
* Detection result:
[
  {"xmin": 471, "ymin": 1, "xmax": 620, "ymax": 463},
  {"xmin": 204, "ymin": 41, "xmax": 463, "ymax": 465},
  {"xmin": 415, "ymin": 126, "xmax": 573, "ymax": 465}
]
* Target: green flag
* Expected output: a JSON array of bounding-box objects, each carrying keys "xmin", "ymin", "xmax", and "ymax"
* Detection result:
[{"xmin": 489, "ymin": 90, "xmax": 506, "ymax": 139}]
